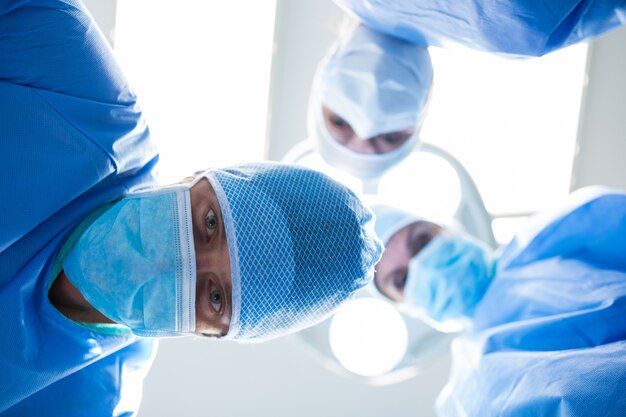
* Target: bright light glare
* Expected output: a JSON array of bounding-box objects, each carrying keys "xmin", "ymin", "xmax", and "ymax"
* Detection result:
[
  {"xmin": 421, "ymin": 44, "xmax": 588, "ymax": 216},
  {"xmin": 378, "ymin": 152, "xmax": 461, "ymax": 222},
  {"xmin": 113, "ymin": 0, "xmax": 276, "ymax": 184},
  {"xmin": 329, "ymin": 298, "xmax": 408, "ymax": 377}
]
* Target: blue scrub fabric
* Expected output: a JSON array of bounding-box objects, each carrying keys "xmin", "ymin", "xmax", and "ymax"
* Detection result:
[
  {"xmin": 333, "ymin": 0, "xmax": 626, "ymax": 57},
  {"xmin": 437, "ymin": 189, "xmax": 626, "ymax": 416},
  {"xmin": 0, "ymin": 0, "xmax": 159, "ymax": 415}
]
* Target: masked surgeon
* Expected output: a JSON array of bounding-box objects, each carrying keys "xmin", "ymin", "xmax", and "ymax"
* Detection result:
[
  {"xmin": 371, "ymin": 188, "xmax": 626, "ymax": 416},
  {"xmin": 307, "ymin": 23, "xmax": 433, "ymax": 180},
  {"xmin": 0, "ymin": 1, "xmax": 383, "ymax": 415},
  {"xmin": 333, "ymin": 0, "xmax": 626, "ymax": 57}
]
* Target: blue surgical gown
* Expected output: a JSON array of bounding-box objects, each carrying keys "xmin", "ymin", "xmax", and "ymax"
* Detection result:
[
  {"xmin": 333, "ymin": 0, "xmax": 626, "ymax": 56},
  {"xmin": 0, "ymin": 0, "xmax": 160, "ymax": 414},
  {"xmin": 436, "ymin": 188, "xmax": 626, "ymax": 416}
]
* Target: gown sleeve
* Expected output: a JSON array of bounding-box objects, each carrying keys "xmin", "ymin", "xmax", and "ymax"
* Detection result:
[
  {"xmin": 436, "ymin": 188, "xmax": 626, "ymax": 416},
  {"xmin": 333, "ymin": 0, "xmax": 626, "ymax": 56},
  {"xmin": 0, "ymin": 2, "xmax": 158, "ymax": 414},
  {"xmin": 2, "ymin": 339, "xmax": 158, "ymax": 417},
  {"xmin": 502, "ymin": 187, "xmax": 626, "ymax": 273},
  {"xmin": 0, "ymin": 0, "xmax": 158, "ymax": 284},
  {"xmin": 0, "ymin": 0, "xmax": 133, "ymax": 103}
]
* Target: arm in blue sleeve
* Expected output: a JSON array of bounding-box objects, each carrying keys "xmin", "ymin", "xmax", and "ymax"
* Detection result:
[
  {"xmin": 0, "ymin": 0, "xmax": 135, "ymax": 104},
  {"xmin": 507, "ymin": 188, "xmax": 626, "ymax": 272},
  {"xmin": 0, "ymin": 0, "xmax": 157, "ymax": 282},
  {"xmin": 333, "ymin": 0, "xmax": 626, "ymax": 56},
  {"xmin": 2, "ymin": 339, "xmax": 156, "ymax": 417}
]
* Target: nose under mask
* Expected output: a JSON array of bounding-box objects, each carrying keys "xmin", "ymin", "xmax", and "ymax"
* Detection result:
[
  {"xmin": 402, "ymin": 232, "xmax": 495, "ymax": 331},
  {"xmin": 62, "ymin": 180, "xmax": 200, "ymax": 337}
]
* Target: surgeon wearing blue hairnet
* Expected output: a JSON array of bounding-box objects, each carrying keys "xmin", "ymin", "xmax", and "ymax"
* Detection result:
[
  {"xmin": 371, "ymin": 188, "xmax": 626, "ymax": 416},
  {"xmin": 0, "ymin": 1, "xmax": 383, "ymax": 415},
  {"xmin": 308, "ymin": 23, "xmax": 433, "ymax": 180},
  {"xmin": 333, "ymin": 0, "xmax": 626, "ymax": 57}
]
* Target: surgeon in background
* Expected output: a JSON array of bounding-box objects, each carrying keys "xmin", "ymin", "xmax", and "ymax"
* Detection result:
[
  {"xmin": 370, "ymin": 205, "xmax": 494, "ymax": 333},
  {"xmin": 370, "ymin": 188, "xmax": 626, "ymax": 416},
  {"xmin": 304, "ymin": 22, "xmax": 433, "ymax": 181},
  {"xmin": 0, "ymin": 1, "xmax": 383, "ymax": 415},
  {"xmin": 333, "ymin": 0, "xmax": 626, "ymax": 57}
]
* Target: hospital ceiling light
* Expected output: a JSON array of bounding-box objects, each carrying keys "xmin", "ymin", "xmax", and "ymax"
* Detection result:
[{"xmin": 328, "ymin": 298, "xmax": 408, "ymax": 377}]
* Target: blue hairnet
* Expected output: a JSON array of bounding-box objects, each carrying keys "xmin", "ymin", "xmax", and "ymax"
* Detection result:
[{"xmin": 204, "ymin": 162, "xmax": 383, "ymax": 342}]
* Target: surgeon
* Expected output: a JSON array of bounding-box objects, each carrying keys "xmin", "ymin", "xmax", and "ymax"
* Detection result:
[
  {"xmin": 370, "ymin": 188, "xmax": 626, "ymax": 416},
  {"xmin": 305, "ymin": 22, "xmax": 433, "ymax": 180},
  {"xmin": 0, "ymin": 1, "xmax": 383, "ymax": 415},
  {"xmin": 370, "ymin": 204, "xmax": 494, "ymax": 332},
  {"xmin": 333, "ymin": 0, "xmax": 626, "ymax": 57}
]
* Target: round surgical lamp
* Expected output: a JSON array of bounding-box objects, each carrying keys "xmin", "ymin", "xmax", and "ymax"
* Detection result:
[
  {"xmin": 282, "ymin": 140, "xmax": 495, "ymax": 384},
  {"xmin": 293, "ymin": 289, "xmax": 456, "ymax": 385},
  {"xmin": 328, "ymin": 298, "xmax": 408, "ymax": 377}
]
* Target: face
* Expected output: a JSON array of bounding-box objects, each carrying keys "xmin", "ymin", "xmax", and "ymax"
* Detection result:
[
  {"xmin": 374, "ymin": 221, "xmax": 443, "ymax": 302},
  {"xmin": 189, "ymin": 177, "xmax": 232, "ymax": 337},
  {"xmin": 322, "ymin": 105, "xmax": 414, "ymax": 154}
]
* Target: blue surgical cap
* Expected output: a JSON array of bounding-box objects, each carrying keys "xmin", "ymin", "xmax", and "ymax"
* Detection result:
[
  {"xmin": 371, "ymin": 204, "xmax": 424, "ymax": 245},
  {"xmin": 204, "ymin": 162, "xmax": 383, "ymax": 342},
  {"xmin": 308, "ymin": 25, "xmax": 433, "ymax": 179}
]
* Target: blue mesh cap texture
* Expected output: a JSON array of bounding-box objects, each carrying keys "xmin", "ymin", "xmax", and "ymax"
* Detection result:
[{"xmin": 203, "ymin": 162, "xmax": 383, "ymax": 342}]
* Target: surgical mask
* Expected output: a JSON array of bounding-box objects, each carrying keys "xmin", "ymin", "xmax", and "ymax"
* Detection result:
[
  {"xmin": 403, "ymin": 233, "xmax": 495, "ymax": 332},
  {"xmin": 62, "ymin": 180, "xmax": 198, "ymax": 337}
]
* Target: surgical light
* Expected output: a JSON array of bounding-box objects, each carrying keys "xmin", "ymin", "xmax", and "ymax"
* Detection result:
[{"xmin": 328, "ymin": 298, "xmax": 408, "ymax": 376}]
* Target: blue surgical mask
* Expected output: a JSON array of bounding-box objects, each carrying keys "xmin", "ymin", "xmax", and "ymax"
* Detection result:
[
  {"xmin": 403, "ymin": 233, "xmax": 495, "ymax": 332},
  {"xmin": 62, "ymin": 182, "xmax": 197, "ymax": 337}
]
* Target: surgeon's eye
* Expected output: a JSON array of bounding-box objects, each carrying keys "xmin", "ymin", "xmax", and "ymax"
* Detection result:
[
  {"xmin": 209, "ymin": 287, "xmax": 222, "ymax": 312},
  {"xmin": 329, "ymin": 114, "xmax": 349, "ymax": 129},
  {"xmin": 412, "ymin": 232, "xmax": 432, "ymax": 254},
  {"xmin": 381, "ymin": 133, "xmax": 402, "ymax": 145},
  {"xmin": 409, "ymin": 222, "xmax": 441, "ymax": 257},
  {"xmin": 205, "ymin": 209, "xmax": 217, "ymax": 237},
  {"xmin": 390, "ymin": 271, "xmax": 408, "ymax": 299}
]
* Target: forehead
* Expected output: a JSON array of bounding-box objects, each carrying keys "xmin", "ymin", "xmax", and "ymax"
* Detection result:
[
  {"xmin": 376, "ymin": 224, "xmax": 414, "ymax": 276},
  {"xmin": 190, "ymin": 177, "xmax": 218, "ymax": 204},
  {"xmin": 374, "ymin": 220, "xmax": 442, "ymax": 282}
]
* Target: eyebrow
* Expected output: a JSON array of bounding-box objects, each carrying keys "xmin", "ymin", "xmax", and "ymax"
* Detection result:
[
  {"xmin": 217, "ymin": 204, "xmax": 233, "ymax": 321},
  {"xmin": 225, "ymin": 283, "xmax": 233, "ymax": 318},
  {"xmin": 219, "ymin": 207, "xmax": 227, "ymax": 242}
]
